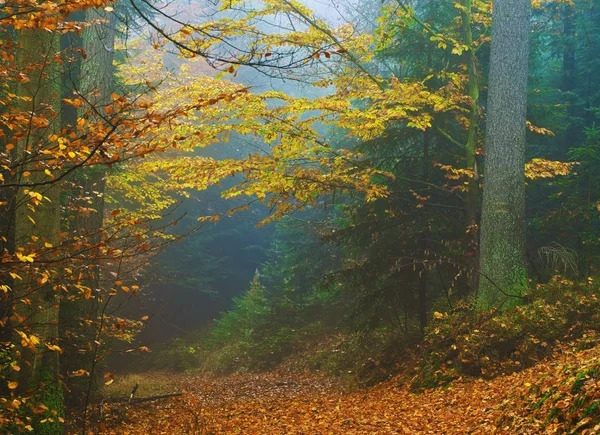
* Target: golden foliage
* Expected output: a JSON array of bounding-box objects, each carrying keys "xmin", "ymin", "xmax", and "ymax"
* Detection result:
[{"xmin": 525, "ymin": 158, "xmax": 576, "ymax": 180}]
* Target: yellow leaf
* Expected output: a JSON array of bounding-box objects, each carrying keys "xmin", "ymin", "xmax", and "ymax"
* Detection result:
[
  {"xmin": 18, "ymin": 331, "xmax": 40, "ymax": 349},
  {"xmin": 45, "ymin": 343, "xmax": 63, "ymax": 353},
  {"xmin": 16, "ymin": 253, "xmax": 35, "ymax": 263},
  {"xmin": 7, "ymin": 381, "xmax": 18, "ymax": 389}
]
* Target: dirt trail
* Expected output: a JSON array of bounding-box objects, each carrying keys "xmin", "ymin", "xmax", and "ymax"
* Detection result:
[
  {"xmin": 90, "ymin": 344, "xmax": 600, "ymax": 434},
  {"xmin": 94, "ymin": 369, "xmax": 529, "ymax": 434}
]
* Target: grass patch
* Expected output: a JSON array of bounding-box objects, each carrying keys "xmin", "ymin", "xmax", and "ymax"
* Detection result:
[{"xmin": 101, "ymin": 372, "xmax": 181, "ymax": 400}]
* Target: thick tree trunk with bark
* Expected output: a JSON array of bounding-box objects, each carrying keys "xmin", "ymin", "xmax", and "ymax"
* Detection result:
[
  {"xmin": 60, "ymin": 8, "xmax": 116, "ymax": 406},
  {"xmin": 13, "ymin": 29, "xmax": 64, "ymax": 434},
  {"xmin": 478, "ymin": 0, "xmax": 531, "ymax": 309}
]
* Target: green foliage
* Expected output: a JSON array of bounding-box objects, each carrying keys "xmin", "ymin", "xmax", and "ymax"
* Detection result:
[
  {"xmin": 198, "ymin": 210, "xmax": 426, "ymax": 381},
  {"xmin": 201, "ymin": 274, "xmax": 294, "ymax": 373},
  {"xmin": 140, "ymin": 335, "xmax": 205, "ymax": 373},
  {"xmin": 530, "ymin": 125, "xmax": 600, "ymax": 279},
  {"xmin": 306, "ymin": 327, "xmax": 420, "ymax": 387},
  {"xmin": 198, "ymin": 216, "xmax": 348, "ymax": 374}
]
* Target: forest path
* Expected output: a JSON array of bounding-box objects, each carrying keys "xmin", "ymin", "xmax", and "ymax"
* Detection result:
[{"xmin": 96, "ymin": 366, "xmax": 537, "ymax": 434}]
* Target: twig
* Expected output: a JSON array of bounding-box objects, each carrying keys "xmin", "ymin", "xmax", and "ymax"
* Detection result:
[{"xmin": 103, "ymin": 392, "xmax": 183, "ymax": 404}]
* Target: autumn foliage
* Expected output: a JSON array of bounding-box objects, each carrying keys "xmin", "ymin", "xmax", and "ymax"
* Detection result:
[{"xmin": 1, "ymin": 0, "xmax": 600, "ymax": 433}]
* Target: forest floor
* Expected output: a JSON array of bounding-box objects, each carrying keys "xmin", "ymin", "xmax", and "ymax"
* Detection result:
[{"xmin": 89, "ymin": 344, "xmax": 600, "ymax": 434}]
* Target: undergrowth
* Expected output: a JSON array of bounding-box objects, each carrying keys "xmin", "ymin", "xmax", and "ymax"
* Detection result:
[
  {"xmin": 412, "ymin": 277, "xmax": 600, "ymax": 389},
  {"xmin": 138, "ymin": 275, "xmax": 600, "ymax": 402},
  {"xmin": 499, "ymin": 345, "xmax": 600, "ymax": 433}
]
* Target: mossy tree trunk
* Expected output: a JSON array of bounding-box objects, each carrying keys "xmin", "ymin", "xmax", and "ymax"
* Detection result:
[
  {"xmin": 478, "ymin": 0, "xmax": 531, "ymax": 310},
  {"xmin": 13, "ymin": 29, "xmax": 64, "ymax": 434},
  {"xmin": 461, "ymin": 0, "xmax": 482, "ymax": 292},
  {"xmin": 59, "ymin": 8, "xmax": 116, "ymax": 407},
  {"xmin": 461, "ymin": 0, "xmax": 481, "ymax": 228}
]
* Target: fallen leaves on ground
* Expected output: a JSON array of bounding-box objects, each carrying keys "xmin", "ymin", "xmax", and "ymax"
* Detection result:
[{"xmin": 81, "ymin": 344, "xmax": 599, "ymax": 434}]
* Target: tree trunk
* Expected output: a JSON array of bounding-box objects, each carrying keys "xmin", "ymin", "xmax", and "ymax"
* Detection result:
[
  {"xmin": 13, "ymin": 29, "xmax": 64, "ymax": 434},
  {"xmin": 60, "ymin": 8, "xmax": 116, "ymax": 407},
  {"xmin": 462, "ymin": 0, "xmax": 481, "ymax": 227},
  {"xmin": 418, "ymin": 236, "xmax": 428, "ymax": 335},
  {"xmin": 418, "ymin": 130, "xmax": 430, "ymax": 334},
  {"xmin": 478, "ymin": 0, "xmax": 531, "ymax": 309},
  {"xmin": 461, "ymin": 0, "xmax": 482, "ymax": 291},
  {"xmin": 561, "ymin": 3, "xmax": 578, "ymax": 151}
]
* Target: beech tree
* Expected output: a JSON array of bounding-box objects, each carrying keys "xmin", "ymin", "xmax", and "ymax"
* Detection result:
[
  {"xmin": 60, "ymin": 7, "xmax": 117, "ymax": 411},
  {"xmin": 478, "ymin": 0, "xmax": 531, "ymax": 309},
  {"xmin": 11, "ymin": 26, "xmax": 65, "ymax": 433}
]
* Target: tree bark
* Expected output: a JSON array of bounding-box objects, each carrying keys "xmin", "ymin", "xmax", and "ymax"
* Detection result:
[
  {"xmin": 461, "ymin": 0, "xmax": 482, "ymax": 291},
  {"xmin": 478, "ymin": 0, "xmax": 531, "ymax": 309},
  {"xmin": 60, "ymin": 8, "xmax": 116, "ymax": 407},
  {"xmin": 462, "ymin": 0, "xmax": 481, "ymax": 228},
  {"xmin": 13, "ymin": 29, "xmax": 64, "ymax": 434}
]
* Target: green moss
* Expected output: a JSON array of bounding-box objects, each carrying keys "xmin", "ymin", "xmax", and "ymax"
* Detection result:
[
  {"xmin": 583, "ymin": 400, "xmax": 600, "ymax": 417},
  {"xmin": 547, "ymin": 406, "xmax": 560, "ymax": 422},
  {"xmin": 571, "ymin": 368, "xmax": 597, "ymax": 394},
  {"xmin": 33, "ymin": 369, "xmax": 65, "ymax": 435},
  {"xmin": 533, "ymin": 390, "xmax": 554, "ymax": 410},
  {"xmin": 477, "ymin": 264, "xmax": 528, "ymax": 311}
]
